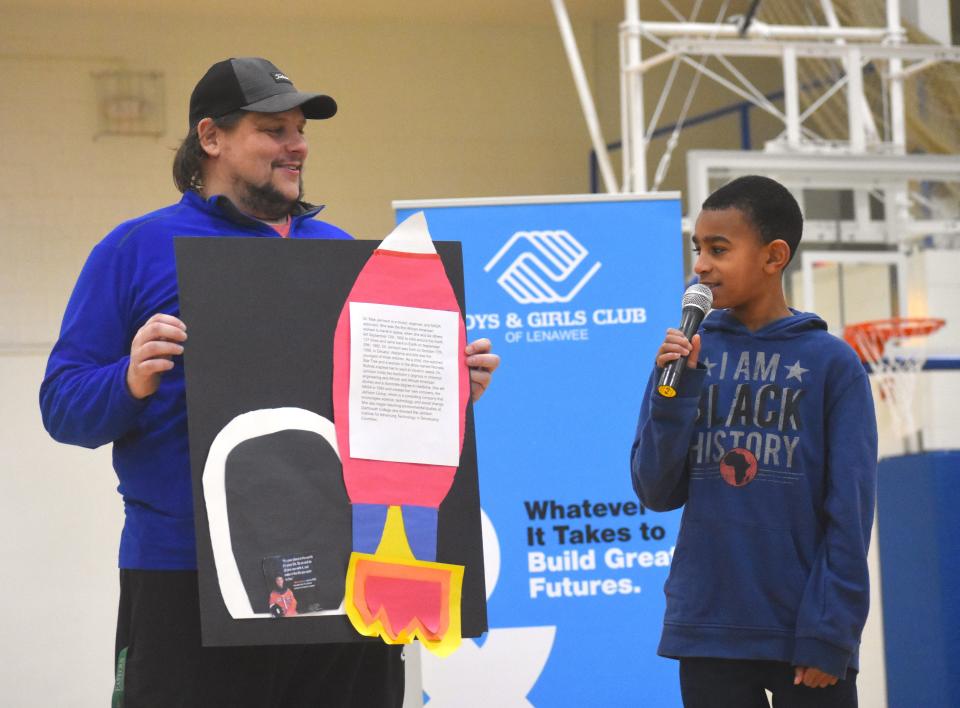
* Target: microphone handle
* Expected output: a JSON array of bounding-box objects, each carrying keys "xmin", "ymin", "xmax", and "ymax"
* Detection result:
[{"xmin": 657, "ymin": 307, "xmax": 704, "ymax": 398}]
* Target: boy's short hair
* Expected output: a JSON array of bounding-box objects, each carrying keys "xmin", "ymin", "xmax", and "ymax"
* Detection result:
[{"xmin": 702, "ymin": 175, "xmax": 803, "ymax": 262}]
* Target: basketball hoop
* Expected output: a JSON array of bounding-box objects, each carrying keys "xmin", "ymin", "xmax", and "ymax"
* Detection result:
[{"xmin": 843, "ymin": 317, "xmax": 945, "ymax": 449}]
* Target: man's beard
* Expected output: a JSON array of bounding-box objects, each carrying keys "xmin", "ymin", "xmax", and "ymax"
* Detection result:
[{"xmin": 233, "ymin": 173, "xmax": 303, "ymax": 221}]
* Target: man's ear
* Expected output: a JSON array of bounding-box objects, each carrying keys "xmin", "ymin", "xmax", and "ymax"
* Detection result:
[
  {"xmin": 764, "ymin": 239, "xmax": 792, "ymax": 274},
  {"xmin": 197, "ymin": 117, "xmax": 221, "ymax": 158}
]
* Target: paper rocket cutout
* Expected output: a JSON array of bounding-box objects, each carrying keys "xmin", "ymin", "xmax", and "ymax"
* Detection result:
[{"xmin": 334, "ymin": 211, "xmax": 469, "ymax": 654}]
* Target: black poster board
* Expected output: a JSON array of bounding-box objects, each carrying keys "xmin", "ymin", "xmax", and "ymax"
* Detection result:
[{"xmin": 176, "ymin": 237, "xmax": 486, "ymax": 646}]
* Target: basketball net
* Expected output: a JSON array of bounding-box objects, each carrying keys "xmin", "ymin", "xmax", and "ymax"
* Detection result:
[{"xmin": 843, "ymin": 317, "xmax": 945, "ymax": 452}]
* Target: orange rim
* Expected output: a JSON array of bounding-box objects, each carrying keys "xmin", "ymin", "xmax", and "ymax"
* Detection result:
[{"xmin": 843, "ymin": 317, "xmax": 945, "ymax": 362}]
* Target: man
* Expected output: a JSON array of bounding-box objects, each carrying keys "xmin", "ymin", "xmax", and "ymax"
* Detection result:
[{"xmin": 40, "ymin": 57, "xmax": 499, "ymax": 707}]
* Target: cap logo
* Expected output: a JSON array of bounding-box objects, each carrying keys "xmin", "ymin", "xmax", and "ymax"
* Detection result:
[{"xmin": 271, "ymin": 71, "xmax": 293, "ymax": 84}]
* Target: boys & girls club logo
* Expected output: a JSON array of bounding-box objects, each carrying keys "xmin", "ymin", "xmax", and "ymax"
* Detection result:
[
  {"xmin": 473, "ymin": 229, "xmax": 646, "ymax": 344},
  {"xmin": 484, "ymin": 230, "xmax": 601, "ymax": 304}
]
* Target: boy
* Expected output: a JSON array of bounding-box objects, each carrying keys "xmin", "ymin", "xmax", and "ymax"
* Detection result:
[{"xmin": 630, "ymin": 175, "xmax": 877, "ymax": 708}]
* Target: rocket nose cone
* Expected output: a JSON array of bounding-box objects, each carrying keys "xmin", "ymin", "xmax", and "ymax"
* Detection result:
[{"xmin": 380, "ymin": 211, "xmax": 437, "ymax": 255}]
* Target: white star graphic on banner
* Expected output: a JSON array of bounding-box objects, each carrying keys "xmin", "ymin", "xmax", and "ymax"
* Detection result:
[{"xmin": 784, "ymin": 360, "xmax": 809, "ymax": 382}]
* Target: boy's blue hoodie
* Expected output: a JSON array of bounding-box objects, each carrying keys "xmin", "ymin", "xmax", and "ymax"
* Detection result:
[
  {"xmin": 39, "ymin": 190, "xmax": 351, "ymax": 570},
  {"xmin": 630, "ymin": 308, "xmax": 877, "ymax": 679}
]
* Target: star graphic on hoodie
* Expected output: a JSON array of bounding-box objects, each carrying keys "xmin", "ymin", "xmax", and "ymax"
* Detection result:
[
  {"xmin": 784, "ymin": 360, "xmax": 809, "ymax": 382},
  {"xmin": 701, "ymin": 356, "xmax": 717, "ymax": 377}
]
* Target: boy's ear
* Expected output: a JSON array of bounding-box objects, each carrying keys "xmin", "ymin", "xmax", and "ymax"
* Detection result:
[{"xmin": 764, "ymin": 239, "xmax": 792, "ymax": 274}]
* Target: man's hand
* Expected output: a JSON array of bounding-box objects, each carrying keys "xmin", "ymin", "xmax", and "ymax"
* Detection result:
[
  {"xmin": 793, "ymin": 666, "xmax": 839, "ymax": 688},
  {"xmin": 126, "ymin": 314, "xmax": 187, "ymax": 399},
  {"xmin": 655, "ymin": 328, "xmax": 701, "ymax": 369},
  {"xmin": 465, "ymin": 338, "xmax": 500, "ymax": 402}
]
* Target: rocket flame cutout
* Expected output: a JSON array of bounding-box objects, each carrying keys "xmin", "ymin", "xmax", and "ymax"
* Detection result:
[
  {"xmin": 345, "ymin": 506, "xmax": 463, "ymax": 656},
  {"xmin": 333, "ymin": 211, "xmax": 469, "ymax": 655}
]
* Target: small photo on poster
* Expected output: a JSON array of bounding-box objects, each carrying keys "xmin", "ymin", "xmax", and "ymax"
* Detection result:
[{"xmin": 263, "ymin": 554, "xmax": 328, "ymax": 618}]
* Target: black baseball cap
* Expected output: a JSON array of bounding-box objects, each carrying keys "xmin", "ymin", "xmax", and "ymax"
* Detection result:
[{"xmin": 188, "ymin": 57, "xmax": 337, "ymax": 129}]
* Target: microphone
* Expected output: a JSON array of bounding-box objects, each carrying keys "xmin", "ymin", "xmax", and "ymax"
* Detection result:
[{"xmin": 657, "ymin": 283, "xmax": 713, "ymax": 398}]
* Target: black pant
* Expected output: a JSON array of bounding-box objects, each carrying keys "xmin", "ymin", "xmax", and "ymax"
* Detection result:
[
  {"xmin": 679, "ymin": 657, "xmax": 858, "ymax": 708},
  {"xmin": 114, "ymin": 570, "xmax": 404, "ymax": 708}
]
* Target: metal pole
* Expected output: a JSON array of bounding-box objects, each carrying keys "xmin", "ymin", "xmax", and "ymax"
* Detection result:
[
  {"xmin": 894, "ymin": 58, "xmax": 938, "ymax": 81},
  {"xmin": 619, "ymin": 24, "xmax": 631, "ymax": 192},
  {"xmin": 822, "ymin": 0, "xmax": 879, "ymax": 142},
  {"xmin": 847, "ymin": 46, "xmax": 866, "ymax": 152},
  {"xmin": 802, "ymin": 253, "xmax": 816, "ymax": 313},
  {"xmin": 819, "ymin": 0, "xmax": 841, "ymax": 29},
  {"xmin": 887, "ymin": 0, "xmax": 906, "ymax": 154},
  {"xmin": 885, "ymin": 0, "xmax": 910, "ymax": 266},
  {"xmin": 632, "ymin": 21, "xmax": 887, "ymax": 40},
  {"xmin": 550, "ymin": 0, "xmax": 618, "ymax": 193},
  {"xmin": 782, "ymin": 46, "xmax": 800, "ymax": 148},
  {"xmin": 624, "ymin": 0, "xmax": 647, "ymax": 191}
]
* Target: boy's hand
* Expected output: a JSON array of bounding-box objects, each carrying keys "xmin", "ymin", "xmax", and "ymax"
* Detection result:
[
  {"xmin": 793, "ymin": 666, "xmax": 839, "ymax": 688},
  {"xmin": 655, "ymin": 328, "xmax": 701, "ymax": 370}
]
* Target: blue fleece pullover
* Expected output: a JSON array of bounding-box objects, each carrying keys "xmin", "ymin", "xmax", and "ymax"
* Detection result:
[
  {"xmin": 40, "ymin": 190, "xmax": 351, "ymax": 570},
  {"xmin": 630, "ymin": 309, "xmax": 877, "ymax": 679}
]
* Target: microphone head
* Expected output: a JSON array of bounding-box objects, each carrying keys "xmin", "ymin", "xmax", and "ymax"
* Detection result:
[{"xmin": 682, "ymin": 283, "xmax": 713, "ymax": 314}]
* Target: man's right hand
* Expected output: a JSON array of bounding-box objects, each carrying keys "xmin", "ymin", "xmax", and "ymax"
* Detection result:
[
  {"xmin": 655, "ymin": 327, "xmax": 700, "ymax": 369},
  {"xmin": 126, "ymin": 313, "xmax": 187, "ymax": 399}
]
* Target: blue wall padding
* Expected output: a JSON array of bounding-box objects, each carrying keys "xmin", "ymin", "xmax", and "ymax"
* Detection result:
[{"xmin": 878, "ymin": 451, "xmax": 960, "ymax": 708}]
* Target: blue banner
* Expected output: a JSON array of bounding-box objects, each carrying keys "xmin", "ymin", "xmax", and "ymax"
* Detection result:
[{"xmin": 397, "ymin": 195, "xmax": 683, "ymax": 707}]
